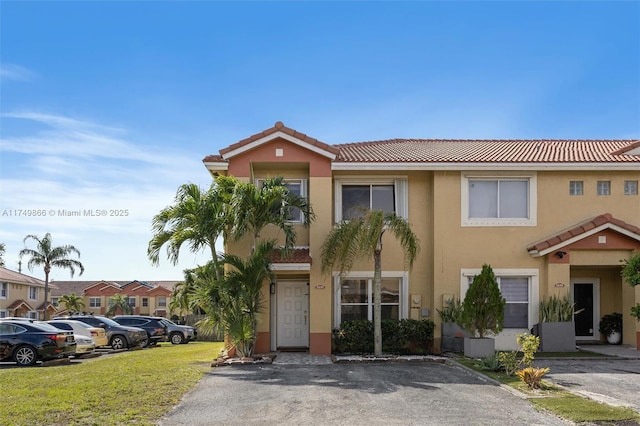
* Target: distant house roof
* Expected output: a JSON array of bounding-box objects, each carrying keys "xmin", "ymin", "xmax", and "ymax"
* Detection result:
[
  {"xmin": 204, "ymin": 122, "xmax": 640, "ymax": 170},
  {"xmin": 0, "ymin": 267, "xmax": 50, "ymax": 288},
  {"xmin": 50, "ymin": 280, "xmax": 180, "ymax": 297}
]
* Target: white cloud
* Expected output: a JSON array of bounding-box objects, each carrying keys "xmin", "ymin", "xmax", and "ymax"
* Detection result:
[
  {"xmin": 0, "ymin": 64, "xmax": 36, "ymax": 82},
  {"xmin": 0, "ymin": 112, "xmax": 215, "ymax": 280}
]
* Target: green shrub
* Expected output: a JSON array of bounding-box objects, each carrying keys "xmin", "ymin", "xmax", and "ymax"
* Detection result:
[
  {"xmin": 517, "ymin": 333, "xmax": 540, "ymax": 367},
  {"xmin": 332, "ymin": 318, "xmax": 434, "ymax": 354},
  {"xmin": 539, "ymin": 294, "xmax": 583, "ymax": 322},
  {"xmin": 479, "ymin": 352, "xmax": 503, "ymax": 372},
  {"xmin": 498, "ymin": 351, "xmax": 519, "ymax": 375},
  {"xmin": 460, "ymin": 264, "xmax": 506, "ymax": 338}
]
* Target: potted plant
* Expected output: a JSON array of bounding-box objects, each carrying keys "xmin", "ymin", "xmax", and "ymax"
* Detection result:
[
  {"xmin": 535, "ymin": 294, "xmax": 581, "ymax": 352},
  {"xmin": 599, "ymin": 312, "xmax": 622, "ymax": 345},
  {"xmin": 436, "ymin": 298, "xmax": 469, "ymax": 352},
  {"xmin": 460, "ymin": 264, "xmax": 506, "ymax": 358}
]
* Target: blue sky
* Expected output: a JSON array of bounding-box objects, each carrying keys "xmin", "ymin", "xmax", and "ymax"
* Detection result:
[{"xmin": 1, "ymin": 1, "xmax": 638, "ymax": 281}]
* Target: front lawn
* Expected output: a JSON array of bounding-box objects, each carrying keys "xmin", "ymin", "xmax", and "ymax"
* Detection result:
[{"xmin": 0, "ymin": 341, "xmax": 223, "ymax": 426}]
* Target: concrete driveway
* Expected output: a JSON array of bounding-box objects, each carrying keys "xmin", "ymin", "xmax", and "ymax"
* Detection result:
[
  {"xmin": 159, "ymin": 362, "xmax": 567, "ymax": 425},
  {"xmin": 535, "ymin": 358, "xmax": 640, "ymax": 412}
]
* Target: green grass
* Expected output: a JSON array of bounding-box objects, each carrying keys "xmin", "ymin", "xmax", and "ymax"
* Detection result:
[
  {"xmin": 0, "ymin": 341, "xmax": 224, "ymax": 426},
  {"xmin": 455, "ymin": 357, "xmax": 640, "ymax": 423}
]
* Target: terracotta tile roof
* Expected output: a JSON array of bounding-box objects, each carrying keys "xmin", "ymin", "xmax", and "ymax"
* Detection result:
[
  {"xmin": 50, "ymin": 280, "xmax": 180, "ymax": 296},
  {"xmin": 0, "ymin": 267, "xmax": 47, "ymax": 287},
  {"xmin": 217, "ymin": 121, "xmax": 339, "ymax": 159},
  {"xmin": 204, "ymin": 123, "xmax": 640, "ymax": 165},
  {"xmin": 334, "ymin": 139, "xmax": 640, "ymax": 163},
  {"xmin": 527, "ymin": 213, "xmax": 640, "ymax": 253},
  {"xmin": 268, "ymin": 248, "xmax": 312, "ymax": 264},
  {"xmin": 6, "ymin": 299, "xmax": 34, "ymax": 311}
]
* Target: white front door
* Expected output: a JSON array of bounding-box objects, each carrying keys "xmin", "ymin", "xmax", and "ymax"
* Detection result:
[{"xmin": 277, "ymin": 282, "xmax": 309, "ymax": 348}]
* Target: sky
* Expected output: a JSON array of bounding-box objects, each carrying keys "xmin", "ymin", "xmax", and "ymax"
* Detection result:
[{"xmin": 1, "ymin": 1, "xmax": 639, "ymax": 282}]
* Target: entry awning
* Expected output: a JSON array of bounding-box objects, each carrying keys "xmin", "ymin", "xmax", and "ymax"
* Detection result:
[
  {"xmin": 268, "ymin": 247, "xmax": 311, "ymax": 271},
  {"xmin": 527, "ymin": 213, "xmax": 640, "ymax": 257}
]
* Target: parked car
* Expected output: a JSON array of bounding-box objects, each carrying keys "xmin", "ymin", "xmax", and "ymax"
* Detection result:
[
  {"xmin": 47, "ymin": 319, "xmax": 109, "ymax": 348},
  {"xmin": 0, "ymin": 319, "xmax": 77, "ymax": 366},
  {"xmin": 54, "ymin": 314, "xmax": 147, "ymax": 350},
  {"xmin": 70, "ymin": 334, "xmax": 96, "ymax": 357},
  {"xmin": 161, "ymin": 318, "xmax": 197, "ymax": 345},
  {"xmin": 112, "ymin": 315, "xmax": 168, "ymax": 346}
]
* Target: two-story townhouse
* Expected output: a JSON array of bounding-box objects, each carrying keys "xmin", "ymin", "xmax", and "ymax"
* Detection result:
[
  {"xmin": 0, "ymin": 267, "xmax": 57, "ymax": 319},
  {"xmin": 50, "ymin": 280, "xmax": 175, "ymax": 317},
  {"xmin": 203, "ymin": 122, "xmax": 640, "ymax": 354}
]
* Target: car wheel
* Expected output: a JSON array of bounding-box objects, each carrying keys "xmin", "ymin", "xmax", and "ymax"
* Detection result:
[
  {"xmin": 140, "ymin": 337, "xmax": 150, "ymax": 348},
  {"xmin": 110, "ymin": 335, "xmax": 128, "ymax": 350},
  {"xmin": 14, "ymin": 345, "xmax": 38, "ymax": 366},
  {"xmin": 170, "ymin": 332, "xmax": 184, "ymax": 345}
]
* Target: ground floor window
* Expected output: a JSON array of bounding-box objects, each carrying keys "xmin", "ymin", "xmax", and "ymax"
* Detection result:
[
  {"xmin": 89, "ymin": 297, "xmax": 101, "ymax": 308},
  {"xmin": 0, "ymin": 310, "xmax": 8, "ymax": 318},
  {"xmin": 461, "ymin": 268, "xmax": 538, "ymax": 330},
  {"xmin": 334, "ymin": 273, "xmax": 407, "ymax": 326},
  {"xmin": 27, "ymin": 311, "xmax": 39, "ymax": 320}
]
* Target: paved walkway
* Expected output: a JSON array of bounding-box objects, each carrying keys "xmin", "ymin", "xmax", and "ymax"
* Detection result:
[
  {"xmin": 577, "ymin": 343, "xmax": 640, "ymax": 359},
  {"xmin": 272, "ymin": 352, "xmax": 333, "ymax": 365}
]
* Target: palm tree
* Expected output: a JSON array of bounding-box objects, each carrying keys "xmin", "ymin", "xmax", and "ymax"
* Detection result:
[
  {"xmin": 190, "ymin": 241, "xmax": 276, "ymax": 357},
  {"xmin": 148, "ymin": 176, "xmax": 236, "ymax": 280},
  {"xmin": 320, "ymin": 210, "xmax": 419, "ymax": 356},
  {"xmin": 19, "ymin": 233, "xmax": 84, "ymax": 320},
  {"xmin": 0, "ymin": 242, "xmax": 6, "ymax": 267},
  {"xmin": 106, "ymin": 293, "xmax": 133, "ymax": 316},
  {"xmin": 58, "ymin": 292, "xmax": 85, "ymax": 313},
  {"xmin": 230, "ymin": 176, "xmax": 314, "ymax": 254}
]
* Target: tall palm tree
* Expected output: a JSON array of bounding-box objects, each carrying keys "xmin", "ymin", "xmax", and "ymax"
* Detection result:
[
  {"xmin": 106, "ymin": 293, "xmax": 133, "ymax": 316},
  {"xmin": 19, "ymin": 233, "xmax": 84, "ymax": 320},
  {"xmin": 148, "ymin": 176, "xmax": 236, "ymax": 280},
  {"xmin": 0, "ymin": 242, "xmax": 6, "ymax": 267},
  {"xmin": 321, "ymin": 210, "xmax": 419, "ymax": 356},
  {"xmin": 58, "ymin": 292, "xmax": 85, "ymax": 313},
  {"xmin": 230, "ymin": 176, "xmax": 314, "ymax": 254}
]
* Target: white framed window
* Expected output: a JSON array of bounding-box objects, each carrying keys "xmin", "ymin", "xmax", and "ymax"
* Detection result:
[
  {"xmin": 28, "ymin": 286, "xmax": 38, "ymax": 301},
  {"xmin": 142, "ymin": 298, "xmax": 149, "ymax": 307},
  {"xmin": 128, "ymin": 297, "xmax": 136, "ymax": 307},
  {"xmin": 333, "ymin": 271, "xmax": 408, "ymax": 326},
  {"xmin": 597, "ymin": 181, "xmax": 610, "ymax": 195},
  {"xmin": 460, "ymin": 268, "xmax": 539, "ymax": 330},
  {"xmin": 569, "ymin": 181, "xmax": 583, "ymax": 196},
  {"xmin": 89, "ymin": 297, "xmax": 101, "ymax": 308},
  {"xmin": 27, "ymin": 311, "xmax": 39, "ymax": 320},
  {"xmin": 256, "ymin": 178, "xmax": 307, "ymax": 223},
  {"xmin": 624, "ymin": 180, "xmax": 638, "ymax": 195},
  {"xmin": 157, "ymin": 296, "xmax": 167, "ymax": 307},
  {"xmin": 0, "ymin": 310, "xmax": 8, "ymax": 318},
  {"xmin": 335, "ymin": 177, "xmax": 408, "ymax": 222},
  {"xmin": 461, "ymin": 174, "xmax": 537, "ymax": 226},
  {"xmin": 0, "ymin": 282, "xmax": 7, "ymax": 299},
  {"xmin": 51, "ymin": 297, "xmax": 59, "ymax": 307}
]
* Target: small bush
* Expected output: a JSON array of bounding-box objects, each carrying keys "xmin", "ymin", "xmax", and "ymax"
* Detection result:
[
  {"xmin": 516, "ymin": 367, "xmax": 550, "ymax": 389},
  {"xmin": 516, "ymin": 333, "xmax": 540, "ymax": 367},
  {"xmin": 498, "ymin": 351, "xmax": 520, "ymax": 376},
  {"xmin": 332, "ymin": 319, "xmax": 434, "ymax": 354},
  {"xmin": 437, "ymin": 298, "xmax": 463, "ymax": 323},
  {"xmin": 479, "ymin": 352, "xmax": 503, "ymax": 372}
]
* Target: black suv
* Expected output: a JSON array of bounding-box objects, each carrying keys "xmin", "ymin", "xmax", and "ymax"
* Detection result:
[
  {"xmin": 55, "ymin": 314, "xmax": 147, "ymax": 350},
  {"xmin": 112, "ymin": 316, "xmax": 168, "ymax": 346}
]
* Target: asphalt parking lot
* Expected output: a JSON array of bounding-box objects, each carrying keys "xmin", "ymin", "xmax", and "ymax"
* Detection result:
[
  {"xmin": 159, "ymin": 362, "xmax": 569, "ymax": 426},
  {"xmin": 536, "ymin": 358, "xmax": 640, "ymax": 412}
]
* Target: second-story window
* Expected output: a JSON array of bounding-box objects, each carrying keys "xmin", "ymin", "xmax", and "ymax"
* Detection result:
[
  {"xmin": 29, "ymin": 286, "xmax": 38, "ymax": 300},
  {"xmin": 624, "ymin": 180, "xmax": 638, "ymax": 195},
  {"xmin": 462, "ymin": 174, "xmax": 536, "ymax": 226},
  {"xmin": 0, "ymin": 282, "xmax": 7, "ymax": 299},
  {"xmin": 335, "ymin": 177, "xmax": 408, "ymax": 222},
  {"xmin": 569, "ymin": 181, "xmax": 583, "ymax": 196},
  {"xmin": 256, "ymin": 178, "xmax": 306, "ymax": 223},
  {"xmin": 597, "ymin": 181, "xmax": 610, "ymax": 195}
]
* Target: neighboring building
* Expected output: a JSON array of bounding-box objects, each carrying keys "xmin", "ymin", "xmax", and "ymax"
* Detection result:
[
  {"xmin": 0, "ymin": 267, "xmax": 57, "ymax": 319},
  {"xmin": 50, "ymin": 280, "xmax": 177, "ymax": 317},
  {"xmin": 203, "ymin": 121, "xmax": 640, "ymax": 354}
]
